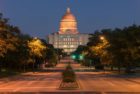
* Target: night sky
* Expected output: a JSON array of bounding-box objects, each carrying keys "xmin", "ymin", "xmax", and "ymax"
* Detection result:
[{"xmin": 0, "ymin": 0, "xmax": 140, "ymax": 39}]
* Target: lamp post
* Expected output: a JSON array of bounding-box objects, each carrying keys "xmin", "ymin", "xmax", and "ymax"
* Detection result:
[
  {"xmin": 100, "ymin": 36, "xmax": 105, "ymax": 41},
  {"xmin": 99, "ymin": 35, "xmax": 107, "ymax": 73}
]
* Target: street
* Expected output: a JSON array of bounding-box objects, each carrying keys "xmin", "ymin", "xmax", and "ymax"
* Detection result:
[
  {"xmin": 0, "ymin": 63, "xmax": 67, "ymax": 92},
  {"xmin": 77, "ymin": 72, "xmax": 140, "ymax": 93},
  {"xmin": 71, "ymin": 63, "xmax": 140, "ymax": 93},
  {"xmin": 0, "ymin": 72, "xmax": 61, "ymax": 92},
  {"xmin": 0, "ymin": 63, "xmax": 140, "ymax": 93}
]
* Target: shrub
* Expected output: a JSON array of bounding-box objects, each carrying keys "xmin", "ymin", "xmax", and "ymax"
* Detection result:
[
  {"xmin": 95, "ymin": 64, "xmax": 104, "ymax": 70},
  {"xmin": 62, "ymin": 64, "xmax": 76, "ymax": 83},
  {"xmin": 66, "ymin": 64, "xmax": 73, "ymax": 70}
]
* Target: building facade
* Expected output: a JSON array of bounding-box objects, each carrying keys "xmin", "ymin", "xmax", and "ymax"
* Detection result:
[{"xmin": 48, "ymin": 8, "xmax": 90, "ymax": 54}]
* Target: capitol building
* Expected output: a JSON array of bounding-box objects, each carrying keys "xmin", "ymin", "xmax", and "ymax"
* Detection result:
[{"xmin": 48, "ymin": 8, "xmax": 90, "ymax": 54}]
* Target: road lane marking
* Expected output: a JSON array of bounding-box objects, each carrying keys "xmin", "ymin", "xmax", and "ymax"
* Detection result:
[{"xmin": 107, "ymin": 81, "xmax": 116, "ymax": 86}]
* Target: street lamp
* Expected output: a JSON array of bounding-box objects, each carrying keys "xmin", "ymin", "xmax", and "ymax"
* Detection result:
[
  {"xmin": 100, "ymin": 36, "xmax": 105, "ymax": 40},
  {"xmin": 99, "ymin": 35, "xmax": 108, "ymax": 73}
]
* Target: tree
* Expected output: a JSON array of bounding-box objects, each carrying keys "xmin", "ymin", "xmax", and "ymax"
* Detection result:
[
  {"xmin": 106, "ymin": 25, "xmax": 140, "ymax": 73},
  {"xmin": 85, "ymin": 25, "xmax": 140, "ymax": 73},
  {"xmin": 28, "ymin": 38, "xmax": 47, "ymax": 70},
  {"xmin": 0, "ymin": 13, "xmax": 23, "ymax": 71},
  {"xmin": 45, "ymin": 44, "xmax": 58, "ymax": 67}
]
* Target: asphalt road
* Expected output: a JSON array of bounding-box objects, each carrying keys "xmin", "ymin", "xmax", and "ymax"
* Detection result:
[
  {"xmin": 0, "ymin": 63, "xmax": 67, "ymax": 93},
  {"xmin": 0, "ymin": 62, "xmax": 140, "ymax": 94},
  {"xmin": 0, "ymin": 72, "xmax": 61, "ymax": 92},
  {"xmin": 77, "ymin": 72, "xmax": 140, "ymax": 93}
]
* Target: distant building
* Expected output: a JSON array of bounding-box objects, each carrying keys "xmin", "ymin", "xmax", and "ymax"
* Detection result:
[{"xmin": 48, "ymin": 8, "xmax": 90, "ymax": 54}]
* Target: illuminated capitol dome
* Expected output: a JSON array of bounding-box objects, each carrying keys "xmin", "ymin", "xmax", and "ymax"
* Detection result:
[
  {"xmin": 48, "ymin": 8, "xmax": 90, "ymax": 54},
  {"xmin": 59, "ymin": 8, "xmax": 78, "ymax": 34}
]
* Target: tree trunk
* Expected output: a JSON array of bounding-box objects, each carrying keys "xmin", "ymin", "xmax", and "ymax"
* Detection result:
[
  {"xmin": 111, "ymin": 65, "xmax": 113, "ymax": 71},
  {"xmin": 23, "ymin": 64, "xmax": 26, "ymax": 72},
  {"xmin": 118, "ymin": 66, "xmax": 121, "ymax": 73}
]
